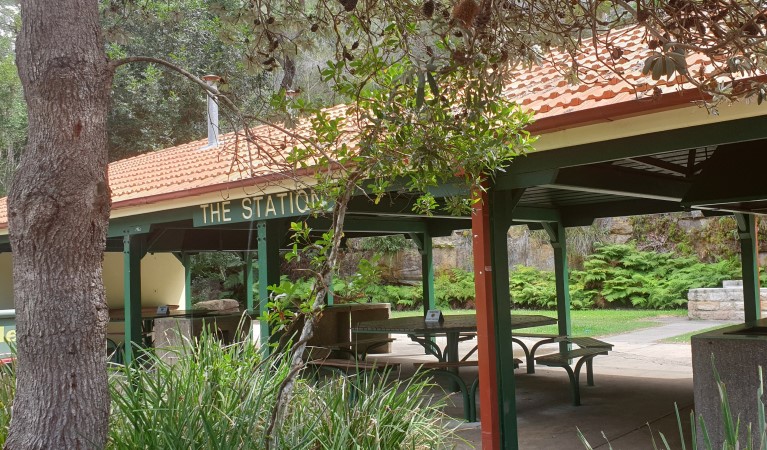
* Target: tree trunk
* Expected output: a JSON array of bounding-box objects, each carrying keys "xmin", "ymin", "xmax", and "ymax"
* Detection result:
[{"xmin": 7, "ymin": 0, "xmax": 113, "ymax": 448}]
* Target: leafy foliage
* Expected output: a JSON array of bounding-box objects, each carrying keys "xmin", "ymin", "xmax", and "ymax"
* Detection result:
[
  {"xmin": 365, "ymin": 284, "xmax": 424, "ymax": 311},
  {"xmin": 580, "ymin": 243, "xmax": 740, "ymax": 309},
  {"xmin": 357, "ymin": 235, "xmax": 414, "ymax": 254},
  {"xmin": 435, "ymin": 269, "xmax": 476, "ymax": 309},
  {"xmin": 190, "ymin": 252, "xmax": 246, "ymax": 304},
  {"xmin": 270, "ymin": 242, "xmax": 739, "ymax": 311},
  {"xmin": 0, "ymin": 358, "xmax": 14, "ymax": 443},
  {"xmin": 509, "ymin": 266, "xmax": 559, "ymax": 309},
  {"xmin": 0, "ymin": 16, "xmax": 27, "ymax": 196},
  {"xmin": 630, "ymin": 214, "xmax": 742, "ymax": 262},
  {"xmin": 102, "ymin": 0, "xmax": 276, "ymax": 160},
  {"xmin": 451, "ymin": 243, "xmax": 738, "ymax": 310},
  {"xmin": 105, "ymin": 330, "xmax": 455, "ymax": 449}
]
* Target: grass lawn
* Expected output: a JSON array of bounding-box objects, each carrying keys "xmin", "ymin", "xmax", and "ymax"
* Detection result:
[
  {"xmin": 390, "ymin": 308, "xmax": 688, "ymax": 337},
  {"xmin": 660, "ymin": 324, "xmax": 732, "ymax": 344}
]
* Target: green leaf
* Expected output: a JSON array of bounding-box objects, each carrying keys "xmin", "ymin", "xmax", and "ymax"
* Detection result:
[
  {"xmin": 668, "ymin": 51, "xmax": 687, "ymax": 75},
  {"xmin": 416, "ymin": 71, "xmax": 425, "ymax": 110},
  {"xmin": 426, "ymin": 72, "xmax": 439, "ymax": 97},
  {"xmin": 652, "ymin": 56, "xmax": 665, "ymax": 81},
  {"xmin": 642, "ymin": 53, "xmax": 660, "ymax": 76}
]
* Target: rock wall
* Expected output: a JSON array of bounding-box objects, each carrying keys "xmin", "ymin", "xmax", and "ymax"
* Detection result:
[
  {"xmin": 344, "ymin": 212, "xmax": 767, "ymax": 283},
  {"xmin": 367, "ymin": 217, "xmax": 628, "ymax": 281},
  {"xmin": 688, "ymin": 280, "xmax": 767, "ymax": 320}
]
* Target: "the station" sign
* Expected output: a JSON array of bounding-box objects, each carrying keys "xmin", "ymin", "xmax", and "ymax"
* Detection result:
[{"xmin": 193, "ymin": 189, "xmax": 325, "ymax": 226}]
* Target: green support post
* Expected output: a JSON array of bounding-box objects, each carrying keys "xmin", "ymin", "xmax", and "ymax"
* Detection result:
[
  {"xmin": 257, "ymin": 221, "xmax": 282, "ymax": 351},
  {"xmin": 421, "ymin": 232, "xmax": 435, "ymax": 315},
  {"xmin": 245, "ymin": 252, "xmax": 255, "ymax": 314},
  {"xmin": 408, "ymin": 232, "xmax": 436, "ymax": 315},
  {"xmin": 735, "ymin": 213, "xmax": 761, "ymax": 322},
  {"xmin": 410, "ymin": 232, "xmax": 436, "ymax": 353},
  {"xmin": 543, "ymin": 221, "xmax": 572, "ymax": 350},
  {"xmin": 122, "ymin": 234, "xmax": 145, "ymax": 365},
  {"xmin": 182, "ymin": 253, "xmax": 192, "ymax": 310},
  {"xmin": 489, "ymin": 191, "xmax": 519, "ymax": 450},
  {"xmin": 327, "ymin": 276, "xmax": 334, "ymax": 306}
]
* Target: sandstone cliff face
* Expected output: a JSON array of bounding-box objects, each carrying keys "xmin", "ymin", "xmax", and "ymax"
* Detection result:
[{"xmin": 343, "ymin": 212, "xmax": 767, "ymax": 283}]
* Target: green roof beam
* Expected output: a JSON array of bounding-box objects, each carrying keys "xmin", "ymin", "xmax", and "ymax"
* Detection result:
[
  {"xmin": 499, "ymin": 115, "xmax": 767, "ymax": 175},
  {"xmin": 547, "ymin": 165, "xmax": 690, "ymax": 201}
]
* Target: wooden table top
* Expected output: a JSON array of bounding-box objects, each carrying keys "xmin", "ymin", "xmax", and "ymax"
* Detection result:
[{"xmin": 353, "ymin": 313, "xmax": 556, "ymax": 334}]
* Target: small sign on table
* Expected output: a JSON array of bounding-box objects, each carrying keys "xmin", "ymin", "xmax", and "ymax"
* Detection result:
[
  {"xmin": 156, "ymin": 305, "xmax": 170, "ymax": 316},
  {"xmin": 424, "ymin": 309, "xmax": 444, "ymax": 324}
]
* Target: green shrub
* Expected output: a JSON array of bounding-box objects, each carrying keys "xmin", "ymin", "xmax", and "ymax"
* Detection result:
[
  {"xmin": 504, "ymin": 244, "xmax": 739, "ymax": 310},
  {"xmin": 365, "ymin": 284, "xmax": 423, "ymax": 310},
  {"xmin": 509, "ymin": 266, "xmax": 557, "ymax": 309},
  {"xmin": 581, "ymin": 243, "xmax": 740, "ymax": 309},
  {"xmin": 435, "ymin": 269, "xmax": 476, "ymax": 309},
  {"xmin": 108, "ymin": 331, "xmax": 454, "ymax": 449},
  {"xmin": 268, "ymin": 243, "xmax": 739, "ymax": 312},
  {"xmin": 0, "ymin": 360, "xmax": 13, "ymax": 442}
]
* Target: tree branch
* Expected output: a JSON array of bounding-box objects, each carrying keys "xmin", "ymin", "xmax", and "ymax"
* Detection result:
[{"xmin": 108, "ymin": 56, "xmax": 242, "ymax": 116}]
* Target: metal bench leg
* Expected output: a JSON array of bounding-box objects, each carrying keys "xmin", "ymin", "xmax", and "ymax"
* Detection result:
[
  {"xmin": 586, "ymin": 358, "xmax": 595, "ymax": 386},
  {"xmin": 559, "ymin": 364, "xmax": 580, "ymax": 406},
  {"xmin": 427, "ymin": 369, "xmax": 472, "ymax": 422},
  {"xmin": 572, "ymin": 356, "xmax": 600, "ymax": 405},
  {"xmin": 511, "ymin": 337, "xmax": 533, "ymax": 373},
  {"xmin": 470, "ymin": 378, "xmax": 480, "ymax": 423},
  {"xmin": 527, "ymin": 337, "xmax": 559, "ymax": 374}
]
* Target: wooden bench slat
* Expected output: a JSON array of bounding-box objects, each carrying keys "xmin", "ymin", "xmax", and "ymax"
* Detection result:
[
  {"xmin": 307, "ymin": 358, "xmax": 399, "ymax": 371},
  {"xmin": 566, "ymin": 337, "xmax": 613, "ymax": 349},
  {"xmin": 512, "ymin": 332, "xmax": 559, "ymax": 338},
  {"xmin": 419, "ymin": 360, "xmax": 479, "ymax": 369},
  {"xmin": 325, "ymin": 337, "xmax": 395, "ymax": 350},
  {"xmin": 535, "ymin": 347, "xmax": 608, "ymax": 366},
  {"xmin": 417, "ymin": 358, "xmax": 522, "ymax": 370}
]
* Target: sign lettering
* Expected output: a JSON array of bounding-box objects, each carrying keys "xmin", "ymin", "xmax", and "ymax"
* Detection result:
[{"xmin": 194, "ymin": 189, "xmax": 326, "ymax": 227}]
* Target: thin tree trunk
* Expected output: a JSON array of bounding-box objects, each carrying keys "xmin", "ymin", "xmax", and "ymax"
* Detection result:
[
  {"xmin": 266, "ymin": 173, "xmax": 361, "ymax": 449},
  {"xmin": 7, "ymin": 0, "xmax": 113, "ymax": 448}
]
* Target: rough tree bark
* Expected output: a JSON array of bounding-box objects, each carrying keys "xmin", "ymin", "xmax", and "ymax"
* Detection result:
[{"xmin": 7, "ymin": 0, "xmax": 113, "ymax": 448}]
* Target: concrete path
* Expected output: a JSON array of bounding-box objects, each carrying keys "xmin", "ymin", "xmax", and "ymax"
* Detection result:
[
  {"xmin": 607, "ymin": 317, "xmax": 734, "ymax": 343},
  {"xmin": 367, "ymin": 315, "xmax": 738, "ymax": 449}
]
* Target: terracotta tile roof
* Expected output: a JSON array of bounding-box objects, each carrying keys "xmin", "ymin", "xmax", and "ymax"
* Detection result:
[
  {"xmin": 0, "ymin": 103, "xmax": 356, "ymax": 227},
  {"xmin": 0, "ymin": 27, "xmax": 749, "ymax": 228},
  {"xmin": 107, "ymin": 102, "xmax": 357, "ymax": 208},
  {"xmin": 504, "ymin": 26, "xmax": 715, "ymax": 131}
]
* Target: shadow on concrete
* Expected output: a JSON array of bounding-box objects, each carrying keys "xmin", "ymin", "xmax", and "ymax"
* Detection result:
[
  {"xmin": 422, "ymin": 368, "xmax": 694, "ymax": 449},
  {"xmin": 369, "ymin": 346, "xmax": 696, "ymax": 449}
]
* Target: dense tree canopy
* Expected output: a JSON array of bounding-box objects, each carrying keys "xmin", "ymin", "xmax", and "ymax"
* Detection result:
[
  {"xmin": 8, "ymin": 0, "xmax": 767, "ymax": 447},
  {"xmin": 0, "ymin": 5, "xmax": 25, "ymax": 196},
  {"xmin": 103, "ymin": 0, "xmax": 273, "ymax": 160}
]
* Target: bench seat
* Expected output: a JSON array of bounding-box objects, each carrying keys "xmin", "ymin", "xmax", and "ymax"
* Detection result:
[
  {"xmin": 512, "ymin": 334, "xmax": 613, "ymax": 374},
  {"xmin": 535, "ymin": 347, "xmax": 610, "ymax": 406},
  {"xmin": 419, "ymin": 360, "xmax": 479, "ymax": 370},
  {"xmin": 323, "ymin": 337, "xmax": 396, "ymax": 360},
  {"xmin": 306, "ymin": 358, "xmax": 399, "ymax": 372}
]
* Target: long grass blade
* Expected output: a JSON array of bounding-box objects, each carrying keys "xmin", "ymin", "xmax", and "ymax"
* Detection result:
[
  {"xmin": 758, "ymin": 366, "xmax": 766, "ymax": 450},
  {"xmin": 675, "ymin": 402, "xmax": 687, "ymax": 450}
]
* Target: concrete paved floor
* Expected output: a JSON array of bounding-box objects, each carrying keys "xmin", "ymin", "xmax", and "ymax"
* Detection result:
[{"xmin": 364, "ymin": 316, "xmax": 735, "ymax": 449}]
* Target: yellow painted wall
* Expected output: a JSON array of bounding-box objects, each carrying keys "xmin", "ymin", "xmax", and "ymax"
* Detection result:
[
  {"xmin": 103, "ymin": 252, "xmax": 186, "ymax": 310},
  {"xmin": 0, "ymin": 251, "xmax": 185, "ymax": 314},
  {"xmin": 0, "ymin": 254, "xmax": 13, "ymax": 309},
  {"xmin": 104, "ymin": 252, "xmax": 186, "ymax": 342},
  {"xmin": 534, "ymin": 101, "xmax": 766, "ymax": 151}
]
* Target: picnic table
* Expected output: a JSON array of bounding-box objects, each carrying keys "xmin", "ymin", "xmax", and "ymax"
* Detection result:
[{"xmin": 353, "ymin": 313, "xmax": 556, "ymax": 365}]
